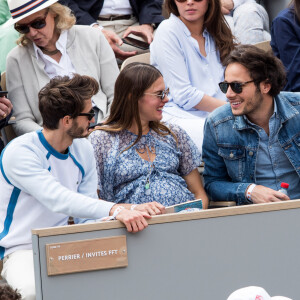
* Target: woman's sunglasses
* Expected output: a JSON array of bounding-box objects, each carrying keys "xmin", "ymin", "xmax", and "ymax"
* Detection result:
[
  {"xmin": 144, "ymin": 88, "xmax": 170, "ymax": 100},
  {"xmin": 219, "ymin": 81, "xmax": 254, "ymax": 94},
  {"xmin": 14, "ymin": 9, "xmax": 49, "ymax": 34},
  {"xmin": 78, "ymin": 109, "xmax": 95, "ymax": 121}
]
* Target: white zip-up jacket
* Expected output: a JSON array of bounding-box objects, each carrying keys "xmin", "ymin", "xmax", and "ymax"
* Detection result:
[{"xmin": 0, "ymin": 130, "xmax": 114, "ymax": 259}]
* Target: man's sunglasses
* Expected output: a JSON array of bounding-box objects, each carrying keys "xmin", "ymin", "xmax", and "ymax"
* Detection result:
[
  {"xmin": 14, "ymin": 9, "xmax": 49, "ymax": 34},
  {"xmin": 219, "ymin": 81, "xmax": 254, "ymax": 94},
  {"xmin": 144, "ymin": 87, "xmax": 170, "ymax": 100},
  {"xmin": 78, "ymin": 109, "xmax": 95, "ymax": 121}
]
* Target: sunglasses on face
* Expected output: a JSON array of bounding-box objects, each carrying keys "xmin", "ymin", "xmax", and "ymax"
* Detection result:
[
  {"xmin": 144, "ymin": 87, "xmax": 170, "ymax": 100},
  {"xmin": 14, "ymin": 9, "xmax": 49, "ymax": 34},
  {"xmin": 218, "ymin": 80, "xmax": 254, "ymax": 94},
  {"xmin": 78, "ymin": 109, "xmax": 95, "ymax": 121}
]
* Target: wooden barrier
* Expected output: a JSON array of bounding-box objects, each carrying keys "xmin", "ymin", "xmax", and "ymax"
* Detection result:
[{"xmin": 32, "ymin": 200, "xmax": 300, "ymax": 300}]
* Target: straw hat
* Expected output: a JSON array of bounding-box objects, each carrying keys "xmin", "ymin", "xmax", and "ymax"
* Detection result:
[{"xmin": 3, "ymin": 0, "xmax": 58, "ymax": 28}]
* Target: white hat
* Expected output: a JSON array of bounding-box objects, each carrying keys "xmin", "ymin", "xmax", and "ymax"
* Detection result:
[
  {"xmin": 3, "ymin": 0, "xmax": 58, "ymax": 28},
  {"xmin": 227, "ymin": 286, "xmax": 293, "ymax": 300}
]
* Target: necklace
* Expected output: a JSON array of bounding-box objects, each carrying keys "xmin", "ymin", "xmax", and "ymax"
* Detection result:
[
  {"xmin": 40, "ymin": 47, "xmax": 60, "ymax": 55},
  {"xmin": 136, "ymin": 144, "xmax": 155, "ymax": 196}
]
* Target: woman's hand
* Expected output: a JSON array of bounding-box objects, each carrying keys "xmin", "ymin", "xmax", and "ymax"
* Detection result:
[{"xmin": 132, "ymin": 202, "xmax": 165, "ymax": 216}]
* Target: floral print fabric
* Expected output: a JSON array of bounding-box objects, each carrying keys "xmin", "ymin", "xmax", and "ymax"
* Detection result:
[{"xmin": 88, "ymin": 124, "xmax": 201, "ymax": 206}]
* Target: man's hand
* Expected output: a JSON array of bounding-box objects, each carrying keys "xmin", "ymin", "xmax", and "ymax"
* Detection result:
[
  {"xmin": 116, "ymin": 209, "xmax": 151, "ymax": 233},
  {"xmin": 250, "ymin": 185, "xmax": 290, "ymax": 204},
  {"xmin": 93, "ymin": 25, "xmax": 137, "ymax": 60},
  {"xmin": 123, "ymin": 24, "xmax": 154, "ymax": 44},
  {"xmin": 221, "ymin": 0, "xmax": 234, "ymax": 15},
  {"xmin": 133, "ymin": 202, "xmax": 165, "ymax": 216},
  {"xmin": 0, "ymin": 96, "xmax": 13, "ymax": 120}
]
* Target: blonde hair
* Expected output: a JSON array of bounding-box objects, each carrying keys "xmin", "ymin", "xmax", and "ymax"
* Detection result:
[{"xmin": 17, "ymin": 3, "xmax": 76, "ymax": 46}]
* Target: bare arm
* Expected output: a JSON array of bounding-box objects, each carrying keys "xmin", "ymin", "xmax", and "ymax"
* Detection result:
[
  {"xmin": 183, "ymin": 169, "xmax": 209, "ymax": 209},
  {"xmin": 193, "ymin": 94, "xmax": 226, "ymax": 112}
]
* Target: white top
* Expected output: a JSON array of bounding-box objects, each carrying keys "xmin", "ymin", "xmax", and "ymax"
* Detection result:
[
  {"xmin": 150, "ymin": 14, "xmax": 227, "ymax": 119},
  {"xmin": 233, "ymin": 0, "xmax": 255, "ymax": 9},
  {"xmin": 0, "ymin": 130, "xmax": 114, "ymax": 258},
  {"xmin": 33, "ymin": 30, "xmax": 76, "ymax": 79},
  {"xmin": 100, "ymin": 0, "xmax": 133, "ymax": 16}
]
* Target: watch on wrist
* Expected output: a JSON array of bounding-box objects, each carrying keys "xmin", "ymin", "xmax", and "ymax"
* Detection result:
[{"xmin": 150, "ymin": 23, "xmax": 157, "ymax": 30}]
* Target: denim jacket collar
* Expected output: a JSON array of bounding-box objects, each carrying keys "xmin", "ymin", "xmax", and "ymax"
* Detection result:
[{"xmin": 232, "ymin": 93, "xmax": 299, "ymax": 131}]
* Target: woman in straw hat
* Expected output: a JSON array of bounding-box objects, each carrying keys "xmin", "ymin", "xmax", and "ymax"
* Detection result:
[{"xmin": 3, "ymin": 0, "xmax": 119, "ymax": 136}]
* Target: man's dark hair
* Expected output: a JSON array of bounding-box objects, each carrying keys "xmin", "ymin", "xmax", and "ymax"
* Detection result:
[
  {"xmin": 38, "ymin": 74, "xmax": 99, "ymax": 129},
  {"xmin": 223, "ymin": 44, "xmax": 286, "ymax": 97},
  {"xmin": 0, "ymin": 285, "xmax": 22, "ymax": 300}
]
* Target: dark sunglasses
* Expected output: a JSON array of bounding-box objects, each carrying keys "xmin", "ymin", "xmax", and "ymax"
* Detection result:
[
  {"xmin": 175, "ymin": 0, "xmax": 204, "ymax": 2},
  {"xmin": 144, "ymin": 87, "xmax": 170, "ymax": 100},
  {"xmin": 219, "ymin": 81, "xmax": 254, "ymax": 94},
  {"xmin": 78, "ymin": 109, "xmax": 95, "ymax": 121},
  {"xmin": 14, "ymin": 9, "xmax": 49, "ymax": 34}
]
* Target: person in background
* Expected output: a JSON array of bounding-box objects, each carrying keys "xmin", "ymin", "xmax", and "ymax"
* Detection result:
[
  {"xmin": 222, "ymin": 0, "xmax": 271, "ymax": 44},
  {"xmin": 150, "ymin": 0, "xmax": 234, "ymax": 152},
  {"xmin": 0, "ymin": 0, "xmax": 19, "ymax": 73},
  {"xmin": 58, "ymin": 0, "xmax": 164, "ymax": 60},
  {"xmin": 227, "ymin": 286, "xmax": 292, "ymax": 300},
  {"xmin": 0, "ymin": 74, "xmax": 164, "ymax": 300},
  {"xmin": 89, "ymin": 63, "xmax": 209, "ymax": 209},
  {"xmin": 271, "ymin": 0, "xmax": 300, "ymax": 92},
  {"xmin": 4, "ymin": 0, "xmax": 119, "ymax": 136},
  {"xmin": 202, "ymin": 45, "xmax": 300, "ymax": 205},
  {"xmin": 0, "ymin": 285, "xmax": 22, "ymax": 300},
  {"xmin": 0, "ymin": 73, "xmax": 13, "ymax": 152}
]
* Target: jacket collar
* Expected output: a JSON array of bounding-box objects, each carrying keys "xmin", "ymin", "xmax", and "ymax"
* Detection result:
[{"xmin": 232, "ymin": 93, "xmax": 299, "ymax": 131}]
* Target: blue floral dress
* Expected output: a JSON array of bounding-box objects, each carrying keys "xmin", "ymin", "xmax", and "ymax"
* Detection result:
[{"xmin": 88, "ymin": 124, "xmax": 201, "ymax": 206}]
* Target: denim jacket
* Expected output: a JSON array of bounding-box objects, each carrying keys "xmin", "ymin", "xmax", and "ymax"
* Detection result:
[{"xmin": 202, "ymin": 92, "xmax": 300, "ymax": 205}]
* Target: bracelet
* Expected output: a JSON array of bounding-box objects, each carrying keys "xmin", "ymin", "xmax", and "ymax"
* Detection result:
[
  {"xmin": 246, "ymin": 184, "xmax": 256, "ymax": 202},
  {"xmin": 112, "ymin": 206, "xmax": 125, "ymax": 219},
  {"xmin": 130, "ymin": 204, "xmax": 137, "ymax": 211}
]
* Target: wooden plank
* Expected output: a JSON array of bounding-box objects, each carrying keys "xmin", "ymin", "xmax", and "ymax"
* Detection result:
[{"xmin": 32, "ymin": 199, "xmax": 300, "ymax": 237}]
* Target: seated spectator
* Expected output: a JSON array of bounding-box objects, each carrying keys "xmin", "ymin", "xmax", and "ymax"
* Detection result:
[
  {"xmin": 58, "ymin": 0, "xmax": 164, "ymax": 60},
  {"xmin": 3, "ymin": 0, "xmax": 119, "ymax": 136},
  {"xmin": 202, "ymin": 45, "xmax": 300, "ymax": 205},
  {"xmin": 89, "ymin": 63, "xmax": 209, "ymax": 208},
  {"xmin": 271, "ymin": 0, "xmax": 300, "ymax": 92},
  {"xmin": 227, "ymin": 286, "xmax": 292, "ymax": 300},
  {"xmin": 0, "ymin": 0, "xmax": 19, "ymax": 73},
  {"xmin": 0, "ymin": 73, "xmax": 13, "ymax": 153},
  {"xmin": 222, "ymin": 0, "xmax": 271, "ymax": 44},
  {"xmin": 0, "ymin": 74, "xmax": 164, "ymax": 300},
  {"xmin": 150, "ymin": 0, "xmax": 234, "ymax": 152}
]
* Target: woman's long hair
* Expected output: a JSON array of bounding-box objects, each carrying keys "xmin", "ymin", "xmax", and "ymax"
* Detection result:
[
  {"xmin": 94, "ymin": 63, "xmax": 177, "ymax": 150},
  {"xmin": 18, "ymin": 3, "xmax": 76, "ymax": 46},
  {"xmin": 290, "ymin": 0, "xmax": 300, "ymax": 22},
  {"xmin": 164, "ymin": 0, "xmax": 235, "ymax": 64}
]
